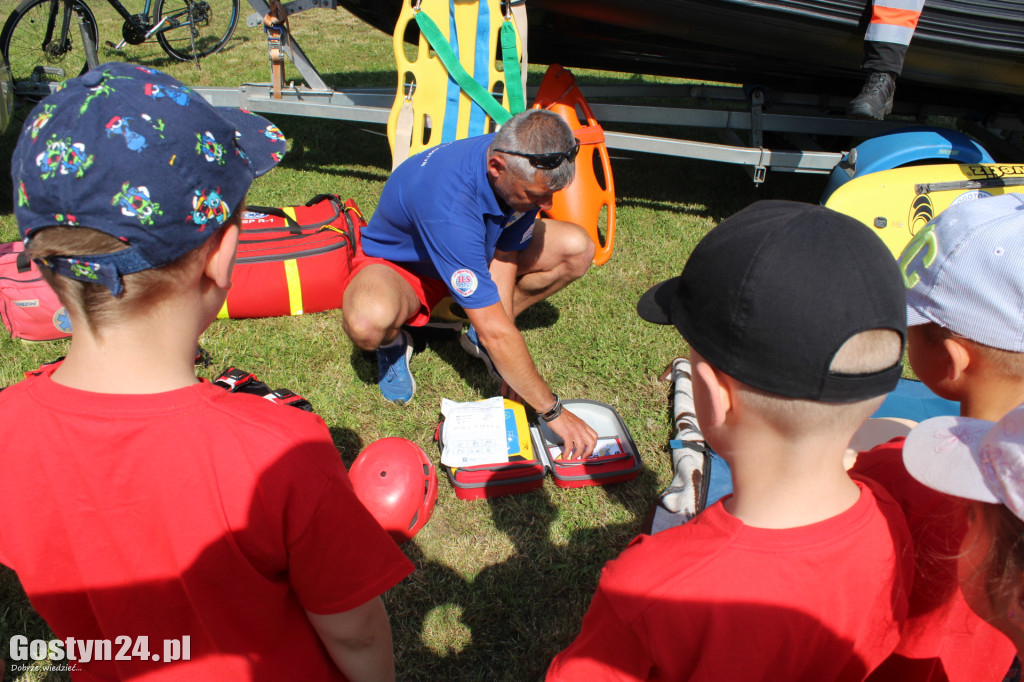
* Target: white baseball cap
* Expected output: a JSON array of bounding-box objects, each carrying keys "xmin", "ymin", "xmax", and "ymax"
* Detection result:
[
  {"xmin": 899, "ymin": 192, "xmax": 1024, "ymax": 352},
  {"xmin": 903, "ymin": 404, "xmax": 1024, "ymax": 522}
]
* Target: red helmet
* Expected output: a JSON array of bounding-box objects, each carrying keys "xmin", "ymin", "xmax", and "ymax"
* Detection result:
[{"xmin": 349, "ymin": 437, "xmax": 438, "ymax": 544}]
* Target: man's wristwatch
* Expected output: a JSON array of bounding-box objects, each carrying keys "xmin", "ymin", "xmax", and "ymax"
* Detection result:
[{"xmin": 540, "ymin": 394, "xmax": 563, "ymax": 422}]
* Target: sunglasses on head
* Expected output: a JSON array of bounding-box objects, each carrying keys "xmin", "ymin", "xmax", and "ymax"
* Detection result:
[{"xmin": 494, "ymin": 139, "xmax": 581, "ymax": 170}]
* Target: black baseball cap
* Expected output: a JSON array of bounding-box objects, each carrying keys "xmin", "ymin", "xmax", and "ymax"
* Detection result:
[{"xmin": 637, "ymin": 200, "xmax": 906, "ymax": 402}]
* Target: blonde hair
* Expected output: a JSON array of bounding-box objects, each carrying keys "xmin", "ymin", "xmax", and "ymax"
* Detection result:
[
  {"xmin": 972, "ymin": 502, "xmax": 1024, "ymax": 614},
  {"xmin": 27, "ymin": 220, "xmax": 232, "ymax": 335},
  {"xmin": 737, "ymin": 329, "xmax": 902, "ymax": 437}
]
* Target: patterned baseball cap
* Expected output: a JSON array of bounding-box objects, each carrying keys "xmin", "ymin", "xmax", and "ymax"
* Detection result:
[
  {"xmin": 11, "ymin": 62, "xmax": 287, "ymax": 295},
  {"xmin": 898, "ymin": 193, "xmax": 1024, "ymax": 351},
  {"xmin": 904, "ymin": 404, "xmax": 1024, "ymax": 523}
]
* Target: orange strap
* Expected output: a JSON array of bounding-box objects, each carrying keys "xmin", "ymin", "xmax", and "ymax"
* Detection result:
[{"xmin": 264, "ymin": 0, "xmax": 289, "ymax": 99}]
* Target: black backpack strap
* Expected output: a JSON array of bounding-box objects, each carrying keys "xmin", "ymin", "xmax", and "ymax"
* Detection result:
[
  {"xmin": 242, "ymin": 205, "xmax": 302, "ymax": 234},
  {"xmin": 16, "ymin": 250, "xmax": 32, "ymax": 273},
  {"xmin": 245, "ymin": 194, "xmax": 344, "ymax": 235}
]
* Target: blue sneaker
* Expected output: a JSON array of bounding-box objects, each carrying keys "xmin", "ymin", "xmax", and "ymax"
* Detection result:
[
  {"xmin": 460, "ymin": 325, "xmax": 504, "ymax": 384},
  {"xmin": 376, "ymin": 330, "xmax": 416, "ymax": 404}
]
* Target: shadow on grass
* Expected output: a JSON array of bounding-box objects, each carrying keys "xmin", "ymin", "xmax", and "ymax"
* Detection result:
[
  {"xmin": 95, "ymin": 35, "xmax": 254, "ymax": 73},
  {"xmin": 515, "ymin": 300, "xmax": 559, "ymax": 331},
  {"xmin": 385, "ymin": 471, "xmax": 661, "ymax": 682},
  {"xmin": 611, "ymin": 150, "xmax": 829, "ymax": 221},
  {"xmin": 326, "ymin": 426, "xmax": 364, "ymax": 466},
  {"xmin": 348, "ymin": 343, "xmax": 377, "ymax": 386},
  {"xmin": 344, "ymin": 315, "xmax": 564, "ymax": 401}
]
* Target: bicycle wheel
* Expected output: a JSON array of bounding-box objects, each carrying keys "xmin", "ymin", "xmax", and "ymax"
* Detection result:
[
  {"xmin": 0, "ymin": 0, "xmax": 98, "ymax": 88},
  {"xmin": 154, "ymin": 0, "xmax": 238, "ymax": 61}
]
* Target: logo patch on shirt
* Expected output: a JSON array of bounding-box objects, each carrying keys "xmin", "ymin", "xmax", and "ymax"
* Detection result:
[
  {"xmin": 521, "ymin": 224, "xmax": 534, "ymax": 244},
  {"xmin": 451, "ymin": 269, "xmax": 478, "ymax": 297}
]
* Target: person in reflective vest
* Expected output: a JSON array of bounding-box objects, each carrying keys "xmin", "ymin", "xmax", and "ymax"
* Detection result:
[{"xmin": 848, "ymin": 0, "xmax": 925, "ymax": 120}]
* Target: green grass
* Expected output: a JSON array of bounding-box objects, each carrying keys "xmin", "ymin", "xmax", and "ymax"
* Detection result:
[{"xmin": 0, "ymin": 4, "xmax": 828, "ymax": 680}]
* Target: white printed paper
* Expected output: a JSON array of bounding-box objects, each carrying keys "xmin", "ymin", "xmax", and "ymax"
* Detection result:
[{"xmin": 440, "ymin": 396, "xmax": 509, "ymax": 467}]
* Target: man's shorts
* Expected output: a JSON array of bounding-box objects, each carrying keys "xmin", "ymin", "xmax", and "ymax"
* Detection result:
[{"xmin": 346, "ymin": 252, "xmax": 451, "ymax": 327}]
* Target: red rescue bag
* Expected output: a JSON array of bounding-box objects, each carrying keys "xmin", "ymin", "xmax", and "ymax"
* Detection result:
[{"xmin": 219, "ymin": 195, "xmax": 365, "ymax": 319}]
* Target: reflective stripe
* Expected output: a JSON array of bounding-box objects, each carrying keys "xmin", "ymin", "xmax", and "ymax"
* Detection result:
[
  {"xmin": 866, "ymin": 22, "xmax": 917, "ymax": 45},
  {"xmin": 282, "ymin": 207, "xmax": 304, "ymax": 315},
  {"xmin": 284, "ymin": 258, "xmax": 303, "ymax": 315},
  {"xmin": 867, "ymin": 1, "xmax": 923, "ymax": 45}
]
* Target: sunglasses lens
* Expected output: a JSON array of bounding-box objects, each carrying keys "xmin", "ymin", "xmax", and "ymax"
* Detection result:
[
  {"xmin": 531, "ymin": 155, "xmax": 562, "ymax": 170},
  {"xmin": 495, "ymin": 142, "xmax": 581, "ymax": 170},
  {"xmin": 531, "ymin": 143, "xmax": 581, "ymax": 170}
]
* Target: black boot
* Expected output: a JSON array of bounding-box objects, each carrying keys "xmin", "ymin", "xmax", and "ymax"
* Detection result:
[{"xmin": 848, "ymin": 71, "xmax": 896, "ymax": 120}]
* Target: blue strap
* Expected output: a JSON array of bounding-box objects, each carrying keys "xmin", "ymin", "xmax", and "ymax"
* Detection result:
[
  {"xmin": 468, "ymin": 0, "xmax": 490, "ymax": 137},
  {"xmin": 415, "ymin": 4, "xmax": 513, "ymax": 137},
  {"xmin": 441, "ymin": 1, "xmax": 462, "ymax": 142}
]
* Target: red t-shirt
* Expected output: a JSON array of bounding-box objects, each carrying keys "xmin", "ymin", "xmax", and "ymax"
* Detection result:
[
  {"xmin": 547, "ymin": 478, "xmax": 913, "ymax": 682},
  {"xmin": 851, "ymin": 438, "xmax": 1016, "ymax": 682},
  {"xmin": 0, "ymin": 367, "xmax": 413, "ymax": 680}
]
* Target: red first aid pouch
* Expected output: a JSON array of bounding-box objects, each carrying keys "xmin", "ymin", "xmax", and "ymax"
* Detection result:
[
  {"xmin": 0, "ymin": 241, "xmax": 72, "ymax": 341},
  {"xmin": 532, "ymin": 400, "xmax": 642, "ymax": 488},
  {"xmin": 218, "ymin": 194, "xmax": 365, "ymax": 319},
  {"xmin": 436, "ymin": 398, "xmax": 641, "ymax": 500},
  {"xmin": 437, "ymin": 399, "xmax": 547, "ymax": 500}
]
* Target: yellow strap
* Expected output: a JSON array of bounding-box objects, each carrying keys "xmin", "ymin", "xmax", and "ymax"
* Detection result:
[
  {"xmin": 284, "ymin": 258, "xmax": 303, "ymax": 315},
  {"xmin": 217, "ymin": 299, "xmax": 230, "ymax": 319},
  {"xmin": 281, "ymin": 206, "xmax": 304, "ymax": 315}
]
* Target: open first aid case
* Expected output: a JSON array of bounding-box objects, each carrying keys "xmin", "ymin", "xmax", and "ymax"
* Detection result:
[{"xmin": 437, "ymin": 398, "xmax": 641, "ymax": 499}]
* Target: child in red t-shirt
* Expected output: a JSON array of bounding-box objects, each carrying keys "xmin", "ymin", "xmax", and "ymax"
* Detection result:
[
  {"xmin": 0, "ymin": 63, "xmax": 412, "ymax": 681},
  {"xmin": 548, "ymin": 201, "xmax": 914, "ymax": 681},
  {"xmin": 849, "ymin": 194, "xmax": 1024, "ymax": 681},
  {"xmin": 902, "ymin": 404, "xmax": 1024, "ymax": 671}
]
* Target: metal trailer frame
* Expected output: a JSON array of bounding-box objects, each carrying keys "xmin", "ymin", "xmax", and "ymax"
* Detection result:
[
  {"xmin": 17, "ymin": 0, "xmax": 1016, "ymax": 180},
  {"xmin": 197, "ymin": 0, "xmax": 896, "ymax": 183}
]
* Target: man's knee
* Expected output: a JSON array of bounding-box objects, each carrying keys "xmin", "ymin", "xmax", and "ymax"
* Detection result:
[
  {"xmin": 562, "ymin": 223, "xmax": 596, "ymax": 278},
  {"xmin": 342, "ymin": 267, "xmax": 413, "ymax": 350},
  {"xmin": 342, "ymin": 309, "xmax": 387, "ymax": 351}
]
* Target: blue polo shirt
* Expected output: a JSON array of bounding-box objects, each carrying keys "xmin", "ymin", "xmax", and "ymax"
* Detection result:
[{"xmin": 362, "ymin": 134, "xmax": 538, "ymax": 310}]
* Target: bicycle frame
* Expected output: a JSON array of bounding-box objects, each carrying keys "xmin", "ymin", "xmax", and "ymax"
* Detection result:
[
  {"xmin": 105, "ymin": 0, "xmax": 176, "ymax": 49},
  {"xmin": 107, "ymin": 0, "xmax": 156, "ymax": 25},
  {"xmin": 43, "ymin": 0, "xmax": 100, "ymax": 71}
]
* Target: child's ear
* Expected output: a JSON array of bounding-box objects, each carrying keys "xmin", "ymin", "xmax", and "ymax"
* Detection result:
[
  {"xmin": 694, "ymin": 360, "xmax": 732, "ymax": 428},
  {"xmin": 205, "ymin": 224, "xmax": 241, "ymax": 290},
  {"xmin": 943, "ymin": 336, "xmax": 971, "ymax": 382}
]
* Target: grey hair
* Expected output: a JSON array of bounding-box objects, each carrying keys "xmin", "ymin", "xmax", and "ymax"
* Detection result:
[{"xmin": 489, "ymin": 109, "xmax": 576, "ymax": 191}]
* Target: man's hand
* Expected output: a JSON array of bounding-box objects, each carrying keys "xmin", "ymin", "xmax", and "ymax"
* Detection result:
[{"xmin": 548, "ymin": 408, "xmax": 598, "ymax": 460}]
